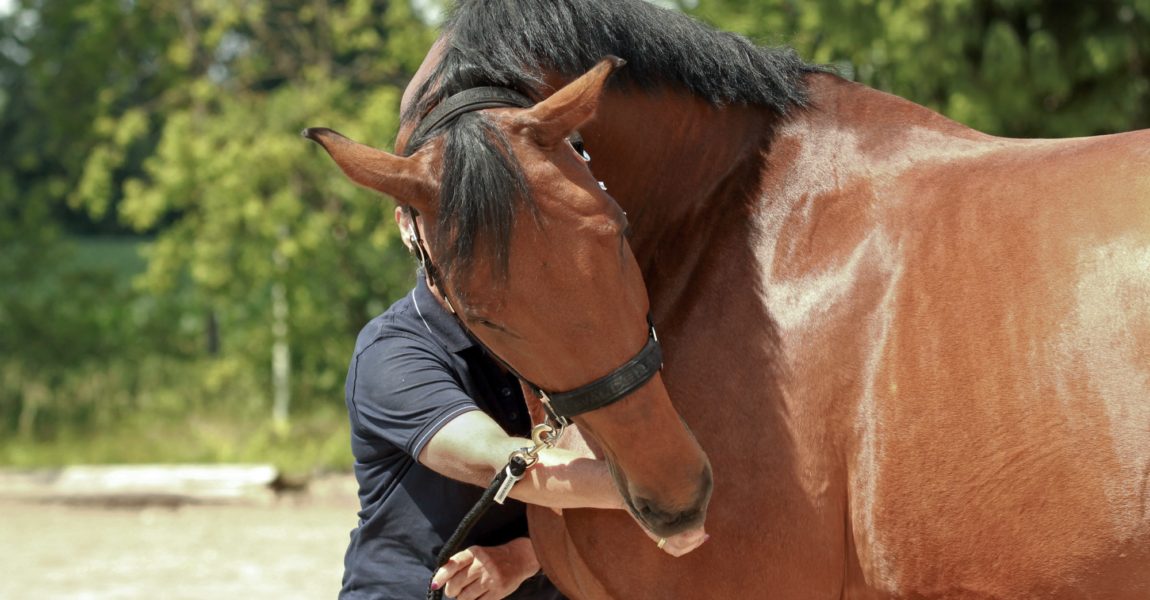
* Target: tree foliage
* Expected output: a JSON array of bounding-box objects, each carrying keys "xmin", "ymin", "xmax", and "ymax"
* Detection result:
[
  {"xmin": 689, "ymin": 0, "xmax": 1150, "ymax": 137},
  {"xmin": 1, "ymin": 0, "xmax": 435, "ymax": 443}
]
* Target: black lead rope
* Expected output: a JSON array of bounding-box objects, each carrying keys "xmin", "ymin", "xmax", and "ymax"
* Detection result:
[{"xmin": 428, "ymin": 456, "xmax": 529, "ymax": 600}]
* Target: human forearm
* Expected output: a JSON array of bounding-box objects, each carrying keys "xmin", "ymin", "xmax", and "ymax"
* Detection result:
[
  {"xmin": 420, "ymin": 411, "xmax": 623, "ymax": 510},
  {"xmin": 444, "ymin": 432, "xmax": 624, "ymax": 510},
  {"xmin": 420, "ymin": 412, "xmax": 709, "ymax": 555},
  {"xmin": 495, "ymin": 437, "xmax": 709, "ymax": 556},
  {"xmin": 505, "ymin": 442, "xmax": 624, "ymax": 510}
]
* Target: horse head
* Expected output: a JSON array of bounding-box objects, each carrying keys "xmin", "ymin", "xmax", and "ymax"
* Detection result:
[{"xmin": 304, "ymin": 57, "xmax": 712, "ymax": 538}]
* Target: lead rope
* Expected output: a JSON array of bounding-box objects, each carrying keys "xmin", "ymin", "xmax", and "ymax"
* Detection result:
[{"xmin": 428, "ymin": 423, "xmax": 564, "ymax": 600}]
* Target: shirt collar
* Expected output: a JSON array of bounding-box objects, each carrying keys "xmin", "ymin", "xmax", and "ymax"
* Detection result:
[{"xmin": 413, "ymin": 272, "xmax": 476, "ymax": 354}]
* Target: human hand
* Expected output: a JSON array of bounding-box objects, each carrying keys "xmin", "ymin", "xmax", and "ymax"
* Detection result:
[
  {"xmin": 636, "ymin": 522, "xmax": 709, "ymax": 557},
  {"xmin": 431, "ymin": 537, "xmax": 539, "ymax": 600}
]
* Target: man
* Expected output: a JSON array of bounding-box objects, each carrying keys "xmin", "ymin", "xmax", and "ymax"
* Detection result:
[{"xmin": 338, "ymin": 206, "xmax": 706, "ymax": 600}]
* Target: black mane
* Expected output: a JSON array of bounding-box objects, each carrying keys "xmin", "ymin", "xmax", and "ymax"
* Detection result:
[
  {"xmin": 404, "ymin": 0, "xmax": 819, "ymax": 288},
  {"xmin": 432, "ymin": 111, "xmax": 529, "ymax": 291}
]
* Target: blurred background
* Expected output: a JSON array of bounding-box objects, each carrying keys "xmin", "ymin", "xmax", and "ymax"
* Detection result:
[{"xmin": 0, "ymin": 0, "xmax": 1148, "ymax": 596}]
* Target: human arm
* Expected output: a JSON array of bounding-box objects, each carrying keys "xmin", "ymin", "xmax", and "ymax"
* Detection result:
[
  {"xmin": 418, "ymin": 410, "xmax": 623, "ymax": 509},
  {"xmin": 419, "ymin": 410, "xmax": 708, "ymax": 556},
  {"xmin": 349, "ymin": 332, "xmax": 704, "ymax": 556}
]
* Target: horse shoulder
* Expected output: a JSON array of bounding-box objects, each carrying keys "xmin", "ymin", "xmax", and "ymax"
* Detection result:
[
  {"xmin": 841, "ymin": 129, "xmax": 1150, "ymax": 597},
  {"xmin": 759, "ymin": 81, "xmax": 1150, "ymax": 596}
]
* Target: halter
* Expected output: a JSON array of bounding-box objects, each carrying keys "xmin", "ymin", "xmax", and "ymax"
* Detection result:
[
  {"xmin": 409, "ymin": 86, "xmax": 536, "ymax": 146},
  {"xmin": 406, "ymin": 86, "xmax": 664, "ymax": 428}
]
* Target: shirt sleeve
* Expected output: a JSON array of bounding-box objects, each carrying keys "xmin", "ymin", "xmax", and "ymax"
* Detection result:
[{"xmin": 347, "ymin": 333, "xmax": 479, "ymax": 460}]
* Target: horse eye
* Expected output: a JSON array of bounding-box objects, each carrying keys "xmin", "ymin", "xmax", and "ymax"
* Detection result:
[{"xmin": 568, "ymin": 132, "xmax": 587, "ymax": 159}]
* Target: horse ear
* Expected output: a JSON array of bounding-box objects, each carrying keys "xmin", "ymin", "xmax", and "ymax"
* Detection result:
[
  {"xmin": 520, "ymin": 56, "xmax": 626, "ymax": 147},
  {"xmin": 303, "ymin": 127, "xmax": 436, "ymax": 211}
]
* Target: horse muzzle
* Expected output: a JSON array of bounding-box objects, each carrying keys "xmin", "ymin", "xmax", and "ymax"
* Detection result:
[{"xmin": 618, "ymin": 459, "xmax": 714, "ymax": 538}]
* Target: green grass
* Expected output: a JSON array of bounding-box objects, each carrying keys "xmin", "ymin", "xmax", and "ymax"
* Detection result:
[{"xmin": 0, "ymin": 409, "xmax": 355, "ymax": 476}]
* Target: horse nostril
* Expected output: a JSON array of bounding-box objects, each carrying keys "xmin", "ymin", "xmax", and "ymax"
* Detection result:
[
  {"xmin": 629, "ymin": 494, "xmax": 653, "ymax": 517},
  {"xmin": 628, "ymin": 494, "xmax": 706, "ymax": 537},
  {"xmin": 626, "ymin": 464, "xmax": 713, "ymax": 537}
]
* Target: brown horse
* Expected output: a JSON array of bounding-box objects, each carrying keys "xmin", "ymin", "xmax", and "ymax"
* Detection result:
[{"xmin": 311, "ymin": 0, "xmax": 1150, "ymax": 598}]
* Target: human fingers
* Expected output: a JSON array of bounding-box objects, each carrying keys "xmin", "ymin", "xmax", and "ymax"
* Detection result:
[
  {"xmin": 431, "ymin": 548, "xmax": 475, "ymax": 595},
  {"xmin": 658, "ymin": 527, "xmax": 709, "ymax": 557},
  {"xmin": 452, "ymin": 549, "xmax": 496, "ymax": 600},
  {"xmin": 638, "ymin": 524, "xmax": 709, "ymax": 557},
  {"xmin": 445, "ymin": 560, "xmax": 485, "ymax": 600}
]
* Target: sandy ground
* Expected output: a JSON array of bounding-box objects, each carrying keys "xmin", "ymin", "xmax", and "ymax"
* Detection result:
[{"xmin": 0, "ymin": 475, "xmax": 361, "ymax": 600}]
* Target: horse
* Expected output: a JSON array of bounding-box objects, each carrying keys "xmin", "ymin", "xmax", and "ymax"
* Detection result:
[{"xmin": 308, "ymin": 0, "xmax": 1150, "ymax": 598}]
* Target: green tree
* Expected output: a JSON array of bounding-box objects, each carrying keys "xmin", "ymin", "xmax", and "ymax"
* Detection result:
[
  {"xmin": 0, "ymin": 0, "xmax": 435, "ymax": 450},
  {"xmin": 689, "ymin": 0, "xmax": 1150, "ymax": 137}
]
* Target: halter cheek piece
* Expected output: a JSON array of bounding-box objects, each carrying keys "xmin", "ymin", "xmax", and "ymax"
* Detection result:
[{"xmin": 407, "ymin": 86, "xmax": 663, "ymax": 428}]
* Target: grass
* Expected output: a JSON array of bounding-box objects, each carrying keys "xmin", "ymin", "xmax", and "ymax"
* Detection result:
[{"xmin": 0, "ymin": 408, "xmax": 355, "ymax": 477}]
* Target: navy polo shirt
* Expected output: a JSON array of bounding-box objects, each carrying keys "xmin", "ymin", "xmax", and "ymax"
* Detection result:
[{"xmin": 339, "ymin": 273, "xmax": 563, "ymax": 600}]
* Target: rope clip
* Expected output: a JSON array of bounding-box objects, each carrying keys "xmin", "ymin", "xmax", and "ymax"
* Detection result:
[{"xmin": 508, "ymin": 422, "xmax": 563, "ymax": 469}]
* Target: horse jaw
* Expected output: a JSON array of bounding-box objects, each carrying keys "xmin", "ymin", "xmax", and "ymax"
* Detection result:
[{"xmin": 572, "ymin": 375, "xmax": 714, "ymax": 538}]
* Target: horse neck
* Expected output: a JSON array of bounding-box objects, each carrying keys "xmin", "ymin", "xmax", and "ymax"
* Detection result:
[
  {"xmin": 581, "ymin": 87, "xmax": 777, "ymax": 297},
  {"xmin": 580, "ymin": 73, "xmax": 993, "ymax": 325}
]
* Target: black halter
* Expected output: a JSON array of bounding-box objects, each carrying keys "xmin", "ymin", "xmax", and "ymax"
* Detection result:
[
  {"xmin": 407, "ymin": 86, "xmax": 663, "ymax": 426},
  {"xmin": 409, "ymin": 86, "xmax": 535, "ymax": 148}
]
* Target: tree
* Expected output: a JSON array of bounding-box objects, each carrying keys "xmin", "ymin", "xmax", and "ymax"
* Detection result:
[
  {"xmin": 106, "ymin": 0, "xmax": 438, "ymax": 415},
  {"xmin": 0, "ymin": 0, "xmax": 436, "ymax": 440},
  {"xmin": 688, "ymin": 0, "xmax": 1150, "ymax": 137}
]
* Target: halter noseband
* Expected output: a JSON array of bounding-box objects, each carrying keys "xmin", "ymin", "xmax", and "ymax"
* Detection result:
[{"xmin": 407, "ymin": 86, "xmax": 663, "ymax": 427}]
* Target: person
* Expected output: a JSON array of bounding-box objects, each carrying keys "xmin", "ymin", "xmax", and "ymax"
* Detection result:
[{"xmin": 338, "ymin": 206, "xmax": 706, "ymax": 600}]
